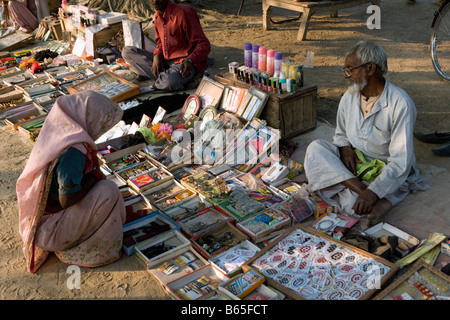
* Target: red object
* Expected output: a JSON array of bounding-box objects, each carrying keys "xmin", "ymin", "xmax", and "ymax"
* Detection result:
[
  {"xmin": 0, "ymin": 57, "xmax": 15, "ymax": 63},
  {"xmin": 30, "ymin": 61, "xmax": 43, "ymax": 74},
  {"xmin": 153, "ymin": 0, "xmax": 210, "ymax": 74}
]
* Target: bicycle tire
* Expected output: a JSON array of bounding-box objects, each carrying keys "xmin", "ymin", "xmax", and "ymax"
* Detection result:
[{"xmin": 431, "ymin": 2, "xmax": 450, "ymax": 81}]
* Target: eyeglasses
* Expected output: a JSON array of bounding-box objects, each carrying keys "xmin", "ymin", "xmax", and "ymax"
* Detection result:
[{"xmin": 342, "ymin": 63, "xmax": 369, "ymax": 77}]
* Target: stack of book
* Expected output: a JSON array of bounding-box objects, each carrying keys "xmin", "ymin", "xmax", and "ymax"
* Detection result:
[{"xmin": 220, "ymin": 86, "xmax": 268, "ymax": 121}]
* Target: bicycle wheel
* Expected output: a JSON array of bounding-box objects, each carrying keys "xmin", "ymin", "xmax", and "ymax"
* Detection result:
[{"xmin": 431, "ymin": 2, "xmax": 450, "ymax": 81}]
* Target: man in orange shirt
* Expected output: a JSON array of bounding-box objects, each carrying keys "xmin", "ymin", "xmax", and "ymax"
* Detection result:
[{"xmin": 122, "ymin": 0, "xmax": 211, "ymax": 91}]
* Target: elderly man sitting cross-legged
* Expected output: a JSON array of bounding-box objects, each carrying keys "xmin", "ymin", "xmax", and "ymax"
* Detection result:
[{"xmin": 303, "ymin": 40, "xmax": 427, "ymax": 230}]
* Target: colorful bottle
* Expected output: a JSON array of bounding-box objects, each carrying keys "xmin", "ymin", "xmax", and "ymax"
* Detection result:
[
  {"xmin": 244, "ymin": 43, "xmax": 252, "ymax": 68},
  {"xmin": 274, "ymin": 52, "xmax": 283, "ymax": 73},
  {"xmin": 266, "ymin": 49, "xmax": 275, "ymax": 73},
  {"xmin": 258, "ymin": 46, "xmax": 267, "ymax": 71},
  {"xmin": 281, "ymin": 59, "xmax": 290, "ymax": 75},
  {"xmin": 296, "ymin": 65, "xmax": 304, "ymax": 87},
  {"xmin": 279, "ymin": 71, "xmax": 286, "ymax": 92},
  {"xmin": 252, "ymin": 45, "xmax": 260, "ymax": 69}
]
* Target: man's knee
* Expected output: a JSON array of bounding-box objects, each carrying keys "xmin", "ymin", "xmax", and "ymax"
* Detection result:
[
  {"xmin": 155, "ymin": 71, "xmax": 185, "ymax": 91},
  {"xmin": 121, "ymin": 46, "xmax": 138, "ymax": 60},
  {"xmin": 306, "ymin": 139, "xmax": 334, "ymax": 155}
]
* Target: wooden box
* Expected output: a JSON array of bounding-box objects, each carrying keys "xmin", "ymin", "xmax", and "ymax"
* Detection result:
[
  {"xmin": 214, "ymin": 72, "xmax": 317, "ymax": 139},
  {"xmin": 372, "ymin": 260, "xmax": 450, "ymax": 300},
  {"xmin": 67, "ymin": 71, "xmax": 140, "ymax": 102},
  {"xmin": 243, "ymin": 224, "xmax": 398, "ymax": 300},
  {"xmin": 59, "ymin": 17, "xmax": 123, "ymax": 58}
]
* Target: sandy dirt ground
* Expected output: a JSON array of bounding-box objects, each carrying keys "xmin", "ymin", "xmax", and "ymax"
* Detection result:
[{"xmin": 0, "ymin": 0, "xmax": 449, "ymax": 300}]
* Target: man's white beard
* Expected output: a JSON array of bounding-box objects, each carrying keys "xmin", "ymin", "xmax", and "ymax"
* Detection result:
[{"xmin": 348, "ymin": 79, "xmax": 367, "ymax": 95}]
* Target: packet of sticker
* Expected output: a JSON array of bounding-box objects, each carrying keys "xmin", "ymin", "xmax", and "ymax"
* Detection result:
[
  {"xmin": 157, "ymin": 252, "xmax": 197, "ymax": 275},
  {"xmin": 275, "ymin": 189, "xmax": 316, "ymax": 223}
]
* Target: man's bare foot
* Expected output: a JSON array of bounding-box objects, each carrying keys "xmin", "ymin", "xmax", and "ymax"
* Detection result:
[{"xmin": 358, "ymin": 198, "xmax": 392, "ymax": 230}]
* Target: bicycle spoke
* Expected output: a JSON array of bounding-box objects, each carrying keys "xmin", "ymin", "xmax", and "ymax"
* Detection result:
[{"xmin": 431, "ymin": 4, "xmax": 450, "ymax": 80}]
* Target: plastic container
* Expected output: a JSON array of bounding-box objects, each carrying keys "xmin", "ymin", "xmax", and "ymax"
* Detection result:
[
  {"xmin": 244, "ymin": 43, "xmax": 252, "ymax": 68},
  {"xmin": 281, "ymin": 59, "xmax": 290, "ymax": 75},
  {"xmin": 258, "ymin": 46, "xmax": 267, "ymax": 71},
  {"xmin": 252, "ymin": 45, "xmax": 260, "ymax": 69},
  {"xmin": 279, "ymin": 70, "xmax": 286, "ymax": 93},
  {"xmin": 289, "ymin": 65, "xmax": 297, "ymax": 80},
  {"xmin": 274, "ymin": 52, "xmax": 283, "ymax": 73},
  {"xmin": 266, "ymin": 49, "xmax": 275, "ymax": 73},
  {"xmin": 296, "ymin": 65, "xmax": 304, "ymax": 87}
]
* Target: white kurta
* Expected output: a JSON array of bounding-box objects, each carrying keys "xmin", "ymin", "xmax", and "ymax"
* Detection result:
[{"xmin": 304, "ymin": 80, "xmax": 426, "ymax": 216}]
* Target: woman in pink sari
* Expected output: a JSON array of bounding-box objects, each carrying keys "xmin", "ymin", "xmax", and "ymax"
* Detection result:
[
  {"xmin": 1, "ymin": 0, "xmax": 49, "ymax": 32},
  {"xmin": 16, "ymin": 90, "xmax": 127, "ymax": 273}
]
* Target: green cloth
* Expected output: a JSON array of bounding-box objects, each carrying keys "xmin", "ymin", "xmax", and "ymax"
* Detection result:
[{"xmin": 354, "ymin": 149, "xmax": 386, "ymax": 182}]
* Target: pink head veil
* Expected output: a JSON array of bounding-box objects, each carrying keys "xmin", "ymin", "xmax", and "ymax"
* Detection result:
[{"xmin": 16, "ymin": 90, "xmax": 123, "ymax": 273}]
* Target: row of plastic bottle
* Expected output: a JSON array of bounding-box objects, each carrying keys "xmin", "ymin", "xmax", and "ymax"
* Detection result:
[
  {"xmin": 244, "ymin": 43, "xmax": 282, "ymax": 74},
  {"xmin": 243, "ymin": 42, "xmax": 304, "ymax": 93}
]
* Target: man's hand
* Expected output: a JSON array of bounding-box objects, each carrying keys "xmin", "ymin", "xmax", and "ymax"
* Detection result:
[
  {"xmin": 152, "ymin": 54, "xmax": 165, "ymax": 78},
  {"xmin": 339, "ymin": 146, "xmax": 361, "ymax": 175},
  {"xmin": 180, "ymin": 58, "xmax": 193, "ymax": 78},
  {"xmin": 352, "ymin": 188, "xmax": 379, "ymax": 215}
]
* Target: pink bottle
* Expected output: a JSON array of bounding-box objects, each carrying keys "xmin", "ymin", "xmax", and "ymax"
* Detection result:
[
  {"xmin": 266, "ymin": 49, "xmax": 275, "ymax": 73},
  {"xmin": 258, "ymin": 46, "xmax": 267, "ymax": 71}
]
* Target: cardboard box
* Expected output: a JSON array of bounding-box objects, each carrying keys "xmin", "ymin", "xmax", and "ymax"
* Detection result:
[
  {"xmin": 4, "ymin": 104, "xmax": 47, "ymax": 130},
  {"xmin": 3, "ymin": 69, "xmax": 36, "ymax": 86},
  {"xmin": 17, "ymin": 115, "xmax": 46, "ymax": 142},
  {"xmin": 135, "ymin": 229, "xmax": 192, "ymax": 268},
  {"xmin": 31, "ymin": 89, "xmax": 65, "ymax": 112},
  {"xmin": 373, "ymin": 260, "xmax": 450, "ymax": 300},
  {"xmin": 163, "ymin": 195, "xmax": 213, "ymax": 222},
  {"xmin": 118, "ymin": 185, "xmax": 141, "ymax": 205},
  {"xmin": 244, "ymin": 224, "xmax": 398, "ymax": 300},
  {"xmin": 96, "ymin": 134, "xmax": 146, "ymax": 164},
  {"xmin": 210, "ymin": 240, "xmax": 261, "ymax": 278},
  {"xmin": 180, "ymin": 170, "xmax": 231, "ymax": 206},
  {"xmin": 148, "ymin": 246, "xmax": 210, "ymax": 289},
  {"xmin": 198, "ymin": 289, "xmax": 238, "ymax": 300},
  {"xmin": 15, "ymin": 75, "xmax": 58, "ymax": 97},
  {"xmin": 236, "ymin": 207, "xmax": 291, "ymax": 243},
  {"xmin": 178, "ymin": 206, "xmax": 233, "ymax": 239},
  {"xmin": 122, "ymin": 211, "xmax": 179, "ymax": 256},
  {"xmin": 194, "ymin": 76, "xmax": 225, "ymax": 109},
  {"xmin": 123, "ymin": 193, "xmax": 157, "ymax": 224},
  {"xmin": 98, "ymin": 12, "xmax": 128, "ymax": 25},
  {"xmin": 218, "ymin": 268, "xmax": 265, "ymax": 299},
  {"xmin": 165, "ymin": 264, "xmax": 229, "ymax": 300},
  {"xmin": 191, "ymin": 222, "xmax": 249, "ymax": 260},
  {"xmin": 147, "ymin": 180, "xmax": 197, "ymax": 213},
  {"xmin": 363, "ymin": 222, "xmax": 421, "ymax": 258},
  {"xmin": 214, "ymin": 72, "xmax": 317, "ymax": 139}
]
